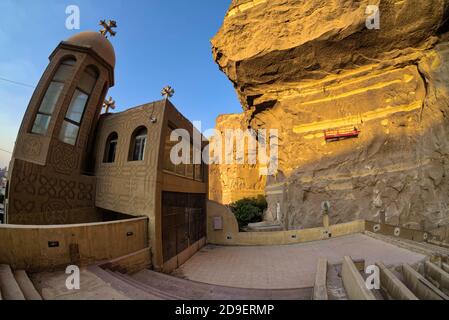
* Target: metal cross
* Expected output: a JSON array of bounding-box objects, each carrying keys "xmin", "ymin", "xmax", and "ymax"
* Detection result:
[
  {"xmin": 103, "ymin": 97, "xmax": 116, "ymax": 113},
  {"xmin": 99, "ymin": 20, "xmax": 117, "ymax": 38},
  {"xmin": 161, "ymin": 86, "xmax": 175, "ymax": 99}
]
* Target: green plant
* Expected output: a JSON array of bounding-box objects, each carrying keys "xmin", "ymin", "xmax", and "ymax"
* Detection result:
[{"xmin": 229, "ymin": 196, "xmax": 267, "ymax": 229}]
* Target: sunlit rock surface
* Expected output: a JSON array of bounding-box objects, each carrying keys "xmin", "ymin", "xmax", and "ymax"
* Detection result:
[
  {"xmin": 209, "ymin": 113, "xmax": 266, "ymax": 204},
  {"xmin": 210, "ymin": 0, "xmax": 449, "ymax": 229}
]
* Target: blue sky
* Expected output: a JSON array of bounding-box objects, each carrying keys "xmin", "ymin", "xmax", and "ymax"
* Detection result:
[{"xmin": 0, "ymin": 0, "xmax": 241, "ymax": 168}]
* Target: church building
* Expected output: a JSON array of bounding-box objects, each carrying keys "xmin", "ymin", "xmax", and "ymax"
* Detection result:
[{"xmin": 5, "ymin": 29, "xmax": 208, "ymax": 271}]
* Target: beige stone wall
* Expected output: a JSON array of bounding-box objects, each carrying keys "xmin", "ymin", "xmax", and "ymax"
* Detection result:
[
  {"xmin": 94, "ymin": 101, "xmax": 165, "ymax": 217},
  {"xmin": 0, "ymin": 217, "xmax": 148, "ymax": 272},
  {"xmin": 206, "ymin": 200, "xmax": 365, "ymax": 246},
  {"xmin": 93, "ymin": 99, "xmax": 208, "ymax": 270},
  {"xmin": 211, "ymin": 0, "xmax": 449, "ymax": 230}
]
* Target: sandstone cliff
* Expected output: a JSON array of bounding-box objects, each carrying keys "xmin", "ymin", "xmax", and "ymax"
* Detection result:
[
  {"xmin": 211, "ymin": 0, "xmax": 449, "ymax": 230},
  {"xmin": 209, "ymin": 113, "xmax": 266, "ymax": 204}
]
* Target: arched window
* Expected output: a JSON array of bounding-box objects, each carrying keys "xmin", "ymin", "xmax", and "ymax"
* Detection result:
[
  {"xmin": 129, "ymin": 127, "xmax": 147, "ymax": 161},
  {"xmin": 59, "ymin": 65, "xmax": 99, "ymax": 145},
  {"xmin": 31, "ymin": 58, "xmax": 76, "ymax": 135},
  {"xmin": 103, "ymin": 132, "xmax": 118, "ymax": 163}
]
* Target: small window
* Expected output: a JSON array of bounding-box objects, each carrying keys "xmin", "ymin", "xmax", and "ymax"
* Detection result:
[
  {"xmin": 129, "ymin": 127, "xmax": 147, "ymax": 161},
  {"xmin": 31, "ymin": 58, "xmax": 76, "ymax": 135},
  {"xmin": 104, "ymin": 132, "xmax": 118, "ymax": 163}
]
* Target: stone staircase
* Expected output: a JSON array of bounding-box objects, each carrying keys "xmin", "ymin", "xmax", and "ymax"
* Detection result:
[
  {"xmin": 313, "ymin": 256, "xmax": 449, "ymax": 300},
  {"xmin": 0, "ymin": 265, "xmax": 42, "ymax": 300},
  {"xmin": 91, "ymin": 265, "xmax": 312, "ymax": 300}
]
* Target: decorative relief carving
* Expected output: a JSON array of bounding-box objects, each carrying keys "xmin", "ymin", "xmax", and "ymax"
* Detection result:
[
  {"xmin": 38, "ymin": 176, "xmax": 58, "ymax": 197},
  {"xmin": 14, "ymin": 172, "xmax": 38, "ymax": 195},
  {"xmin": 13, "ymin": 199, "xmax": 35, "ymax": 214},
  {"xmin": 41, "ymin": 199, "xmax": 70, "ymax": 213},
  {"xmin": 50, "ymin": 142, "xmax": 79, "ymax": 175},
  {"xmin": 8, "ymin": 159, "xmax": 95, "ymax": 222},
  {"xmin": 59, "ymin": 180, "xmax": 76, "ymax": 199},
  {"xmin": 21, "ymin": 135, "xmax": 43, "ymax": 158},
  {"xmin": 78, "ymin": 182, "xmax": 94, "ymax": 201}
]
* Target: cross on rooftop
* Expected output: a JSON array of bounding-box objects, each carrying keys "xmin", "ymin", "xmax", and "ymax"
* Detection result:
[
  {"xmin": 161, "ymin": 86, "xmax": 175, "ymax": 99},
  {"xmin": 103, "ymin": 97, "xmax": 116, "ymax": 113},
  {"xmin": 99, "ymin": 20, "xmax": 117, "ymax": 38}
]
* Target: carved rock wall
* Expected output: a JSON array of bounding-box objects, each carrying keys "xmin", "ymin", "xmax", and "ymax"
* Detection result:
[
  {"xmin": 209, "ymin": 113, "xmax": 266, "ymax": 204},
  {"xmin": 211, "ymin": 0, "xmax": 449, "ymax": 229}
]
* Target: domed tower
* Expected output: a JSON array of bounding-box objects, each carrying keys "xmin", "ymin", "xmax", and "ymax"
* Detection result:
[{"xmin": 7, "ymin": 30, "xmax": 115, "ymax": 225}]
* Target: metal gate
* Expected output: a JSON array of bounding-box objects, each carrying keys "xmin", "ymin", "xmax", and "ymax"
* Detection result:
[{"xmin": 162, "ymin": 192, "xmax": 206, "ymax": 262}]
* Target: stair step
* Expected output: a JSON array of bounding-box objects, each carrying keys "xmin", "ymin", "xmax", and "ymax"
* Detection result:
[
  {"xmin": 376, "ymin": 263, "xmax": 418, "ymax": 300},
  {"xmin": 341, "ymin": 256, "xmax": 377, "ymax": 300},
  {"xmin": 133, "ymin": 269, "xmax": 205, "ymax": 299},
  {"xmin": 0, "ymin": 265, "xmax": 25, "ymax": 300},
  {"xmin": 424, "ymin": 261, "xmax": 449, "ymax": 295},
  {"xmin": 326, "ymin": 263, "xmax": 349, "ymax": 300},
  {"xmin": 87, "ymin": 266, "xmax": 163, "ymax": 300},
  {"xmin": 133, "ymin": 269, "xmax": 312, "ymax": 300},
  {"xmin": 313, "ymin": 258, "xmax": 328, "ymax": 300},
  {"xmin": 402, "ymin": 264, "xmax": 449, "ymax": 300},
  {"xmin": 109, "ymin": 270, "xmax": 179, "ymax": 300},
  {"xmin": 13, "ymin": 270, "xmax": 42, "ymax": 300}
]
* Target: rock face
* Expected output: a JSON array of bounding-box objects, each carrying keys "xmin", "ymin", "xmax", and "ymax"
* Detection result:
[
  {"xmin": 209, "ymin": 113, "xmax": 266, "ymax": 204},
  {"xmin": 211, "ymin": 0, "xmax": 449, "ymax": 230}
]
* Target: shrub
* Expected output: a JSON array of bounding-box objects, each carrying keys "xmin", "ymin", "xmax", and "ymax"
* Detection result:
[{"xmin": 229, "ymin": 196, "xmax": 267, "ymax": 229}]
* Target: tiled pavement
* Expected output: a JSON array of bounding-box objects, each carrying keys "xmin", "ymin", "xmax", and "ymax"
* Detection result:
[{"xmin": 172, "ymin": 234, "xmax": 425, "ymax": 289}]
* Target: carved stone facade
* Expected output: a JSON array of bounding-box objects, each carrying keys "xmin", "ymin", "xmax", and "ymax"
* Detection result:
[
  {"xmin": 209, "ymin": 113, "xmax": 265, "ymax": 204},
  {"xmin": 93, "ymin": 99, "xmax": 208, "ymax": 271},
  {"xmin": 7, "ymin": 32, "xmax": 114, "ymax": 225}
]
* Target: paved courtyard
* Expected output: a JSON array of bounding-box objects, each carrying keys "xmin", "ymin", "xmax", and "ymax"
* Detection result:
[{"xmin": 172, "ymin": 234, "xmax": 425, "ymax": 289}]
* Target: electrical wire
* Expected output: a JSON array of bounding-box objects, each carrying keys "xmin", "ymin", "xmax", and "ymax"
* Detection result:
[{"xmin": 0, "ymin": 76, "xmax": 35, "ymax": 89}]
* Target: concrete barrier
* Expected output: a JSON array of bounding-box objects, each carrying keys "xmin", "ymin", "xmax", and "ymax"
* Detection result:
[
  {"xmin": 207, "ymin": 201, "xmax": 366, "ymax": 246},
  {"xmin": 365, "ymin": 221, "xmax": 428, "ymax": 242},
  {"xmin": 341, "ymin": 256, "xmax": 376, "ymax": 300},
  {"xmin": 377, "ymin": 262, "xmax": 418, "ymax": 300},
  {"xmin": 402, "ymin": 264, "xmax": 448, "ymax": 300},
  {"xmin": 0, "ymin": 217, "xmax": 148, "ymax": 272},
  {"xmin": 428, "ymin": 239, "xmax": 449, "ymax": 249},
  {"xmin": 424, "ymin": 261, "xmax": 449, "ymax": 295},
  {"xmin": 313, "ymin": 258, "xmax": 328, "ymax": 300}
]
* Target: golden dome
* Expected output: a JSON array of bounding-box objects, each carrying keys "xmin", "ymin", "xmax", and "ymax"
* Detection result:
[{"xmin": 65, "ymin": 31, "xmax": 116, "ymax": 67}]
